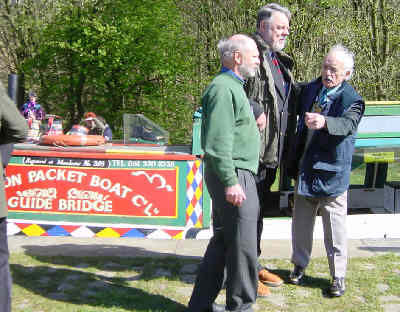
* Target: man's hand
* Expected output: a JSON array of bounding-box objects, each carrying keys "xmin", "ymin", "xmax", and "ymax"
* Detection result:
[
  {"xmin": 256, "ymin": 112, "xmax": 266, "ymax": 131},
  {"xmin": 305, "ymin": 112, "xmax": 326, "ymax": 130},
  {"xmin": 225, "ymin": 184, "xmax": 246, "ymax": 207}
]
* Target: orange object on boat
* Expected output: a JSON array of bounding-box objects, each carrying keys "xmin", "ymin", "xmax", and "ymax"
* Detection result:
[{"xmin": 40, "ymin": 133, "xmax": 106, "ymax": 147}]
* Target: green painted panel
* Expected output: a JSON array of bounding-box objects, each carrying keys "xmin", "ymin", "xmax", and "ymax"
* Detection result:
[
  {"xmin": 364, "ymin": 105, "xmax": 400, "ymax": 116},
  {"xmin": 201, "ymin": 177, "xmax": 211, "ymax": 228},
  {"xmin": 8, "ymin": 211, "xmax": 183, "ymax": 226},
  {"xmin": 355, "ymin": 138, "xmax": 400, "ymax": 148},
  {"xmin": 357, "ymin": 132, "xmax": 400, "ymax": 139}
]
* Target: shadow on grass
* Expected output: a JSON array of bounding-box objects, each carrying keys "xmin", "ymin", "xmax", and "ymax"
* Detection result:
[
  {"xmin": 11, "ymin": 263, "xmax": 188, "ymax": 311},
  {"xmin": 19, "ymin": 242, "xmax": 203, "ymax": 260},
  {"xmin": 17, "ymin": 243, "xmax": 202, "ymax": 281},
  {"xmin": 270, "ymin": 268, "xmax": 331, "ymax": 291},
  {"xmin": 359, "ymin": 246, "xmax": 400, "ymax": 253}
]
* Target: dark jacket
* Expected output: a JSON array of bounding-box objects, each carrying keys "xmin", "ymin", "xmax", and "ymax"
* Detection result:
[
  {"xmin": 245, "ymin": 32, "xmax": 298, "ymax": 168},
  {"xmin": 0, "ymin": 82, "xmax": 28, "ymax": 217},
  {"xmin": 287, "ymin": 78, "xmax": 365, "ymax": 197}
]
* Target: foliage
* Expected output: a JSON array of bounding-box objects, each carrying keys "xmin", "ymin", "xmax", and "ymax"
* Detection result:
[
  {"xmin": 0, "ymin": 0, "xmax": 399, "ymax": 143},
  {"xmin": 23, "ymin": 0, "xmax": 193, "ymax": 141},
  {"xmin": 0, "ymin": 0, "xmax": 57, "ymax": 103},
  {"xmin": 181, "ymin": 0, "xmax": 400, "ymax": 104}
]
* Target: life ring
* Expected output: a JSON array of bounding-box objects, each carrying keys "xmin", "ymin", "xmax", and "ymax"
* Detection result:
[{"xmin": 40, "ymin": 134, "xmax": 106, "ymax": 147}]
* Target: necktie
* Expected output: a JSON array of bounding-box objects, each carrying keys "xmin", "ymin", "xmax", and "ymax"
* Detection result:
[
  {"xmin": 271, "ymin": 53, "xmax": 282, "ymax": 75},
  {"xmin": 271, "ymin": 52, "xmax": 286, "ymax": 95},
  {"xmin": 314, "ymin": 88, "xmax": 328, "ymax": 113},
  {"xmin": 319, "ymin": 88, "xmax": 328, "ymax": 106}
]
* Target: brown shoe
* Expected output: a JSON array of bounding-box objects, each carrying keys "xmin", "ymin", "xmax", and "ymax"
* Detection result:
[
  {"xmin": 257, "ymin": 280, "xmax": 271, "ymax": 297},
  {"xmin": 259, "ymin": 268, "xmax": 283, "ymax": 287}
]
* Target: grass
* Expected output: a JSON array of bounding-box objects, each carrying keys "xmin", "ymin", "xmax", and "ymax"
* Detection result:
[{"xmin": 9, "ymin": 252, "xmax": 400, "ymax": 312}]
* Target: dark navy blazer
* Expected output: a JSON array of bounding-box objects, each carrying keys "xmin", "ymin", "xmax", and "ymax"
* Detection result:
[{"xmin": 288, "ymin": 77, "xmax": 365, "ymax": 197}]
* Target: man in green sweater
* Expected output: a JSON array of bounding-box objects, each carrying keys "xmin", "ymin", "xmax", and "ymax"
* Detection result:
[{"xmin": 188, "ymin": 34, "xmax": 260, "ymax": 312}]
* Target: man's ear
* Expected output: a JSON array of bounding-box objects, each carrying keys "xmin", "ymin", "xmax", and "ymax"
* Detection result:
[
  {"xmin": 233, "ymin": 51, "xmax": 242, "ymax": 65},
  {"xmin": 259, "ymin": 20, "xmax": 267, "ymax": 32},
  {"xmin": 344, "ymin": 70, "xmax": 351, "ymax": 80}
]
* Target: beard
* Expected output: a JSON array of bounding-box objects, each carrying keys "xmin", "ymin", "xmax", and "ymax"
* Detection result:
[
  {"xmin": 271, "ymin": 38, "xmax": 286, "ymax": 52},
  {"xmin": 238, "ymin": 63, "xmax": 257, "ymax": 79}
]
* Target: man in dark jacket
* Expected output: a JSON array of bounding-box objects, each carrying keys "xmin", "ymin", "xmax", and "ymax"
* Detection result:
[
  {"xmin": 287, "ymin": 45, "xmax": 364, "ymax": 297},
  {"xmin": 0, "ymin": 82, "xmax": 28, "ymax": 312},
  {"xmin": 245, "ymin": 3, "xmax": 298, "ymax": 296}
]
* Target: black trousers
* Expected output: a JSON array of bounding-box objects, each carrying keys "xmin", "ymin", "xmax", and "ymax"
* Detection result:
[
  {"xmin": 0, "ymin": 217, "xmax": 11, "ymax": 312},
  {"xmin": 254, "ymin": 165, "xmax": 277, "ymax": 265},
  {"xmin": 188, "ymin": 168, "xmax": 259, "ymax": 312}
]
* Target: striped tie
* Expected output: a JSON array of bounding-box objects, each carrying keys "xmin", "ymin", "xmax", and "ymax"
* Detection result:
[
  {"xmin": 319, "ymin": 88, "xmax": 328, "ymax": 107},
  {"xmin": 314, "ymin": 88, "xmax": 328, "ymax": 113},
  {"xmin": 271, "ymin": 53, "xmax": 282, "ymax": 75}
]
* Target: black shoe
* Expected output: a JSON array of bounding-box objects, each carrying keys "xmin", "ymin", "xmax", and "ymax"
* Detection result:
[
  {"xmin": 289, "ymin": 265, "xmax": 305, "ymax": 285},
  {"xmin": 329, "ymin": 277, "xmax": 345, "ymax": 297}
]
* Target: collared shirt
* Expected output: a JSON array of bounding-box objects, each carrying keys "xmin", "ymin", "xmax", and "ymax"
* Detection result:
[
  {"xmin": 318, "ymin": 84, "xmax": 342, "ymax": 106},
  {"xmin": 313, "ymin": 84, "xmax": 342, "ymax": 114},
  {"xmin": 221, "ymin": 67, "xmax": 244, "ymax": 84}
]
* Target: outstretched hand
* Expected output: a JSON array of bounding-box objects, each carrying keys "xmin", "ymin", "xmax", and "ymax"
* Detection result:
[{"xmin": 305, "ymin": 112, "xmax": 326, "ymax": 130}]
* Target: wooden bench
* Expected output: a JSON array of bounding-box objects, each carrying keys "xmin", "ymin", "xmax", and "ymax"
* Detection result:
[
  {"xmin": 354, "ymin": 101, "xmax": 400, "ymax": 186},
  {"xmin": 346, "ymin": 101, "xmax": 400, "ymax": 212}
]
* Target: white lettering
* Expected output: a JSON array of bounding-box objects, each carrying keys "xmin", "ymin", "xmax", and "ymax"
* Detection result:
[
  {"xmin": 89, "ymin": 175, "xmax": 132, "ymax": 198},
  {"xmin": 27, "ymin": 169, "xmax": 87, "ymax": 183},
  {"xmin": 67, "ymin": 188, "xmax": 110, "ymax": 201},
  {"xmin": 58, "ymin": 199, "xmax": 112, "ymax": 212},
  {"xmin": 8, "ymin": 196, "xmax": 52, "ymax": 210},
  {"xmin": 127, "ymin": 160, "xmax": 141, "ymax": 167},
  {"xmin": 46, "ymin": 168, "xmax": 57, "ymax": 180},
  {"xmin": 4, "ymin": 174, "xmax": 22, "ymax": 188},
  {"xmin": 132, "ymin": 195, "xmax": 147, "ymax": 207}
]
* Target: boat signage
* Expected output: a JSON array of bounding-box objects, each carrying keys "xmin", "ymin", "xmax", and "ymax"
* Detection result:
[{"xmin": 5, "ymin": 162, "xmax": 178, "ymax": 219}]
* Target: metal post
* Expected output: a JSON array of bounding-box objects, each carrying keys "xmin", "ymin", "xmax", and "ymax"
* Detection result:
[{"xmin": 8, "ymin": 74, "xmax": 18, "ymax": 104}]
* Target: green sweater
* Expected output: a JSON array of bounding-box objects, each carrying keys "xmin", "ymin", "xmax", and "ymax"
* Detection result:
[{"xmin": 201, "ymin": 72, "xmax": 260, "ymax": 186}]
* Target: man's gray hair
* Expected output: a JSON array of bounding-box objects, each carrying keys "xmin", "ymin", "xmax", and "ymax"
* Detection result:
[
  {"xmin": 256, "ymin": 3, "xmax": 291, "ymax": 29},
  {"xmin": 217, "ymin": 35, "xmax": 251, "ymax": 63},
  {"xmin": 328, "ymin": 44, "xmax": 355, "ymax": 80}
]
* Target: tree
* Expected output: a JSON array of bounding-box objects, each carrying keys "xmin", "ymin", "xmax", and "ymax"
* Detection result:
[
  {"xmin": 0, "ymin": 0, "xmax": 57, "ymax": 106},
  {"xmin": 24, "ymin": 0, "xmax": 194, "ymax": 141},
  {"xmin": 350, "ymin": 0, "xmax": 399, "ymax": 100}
]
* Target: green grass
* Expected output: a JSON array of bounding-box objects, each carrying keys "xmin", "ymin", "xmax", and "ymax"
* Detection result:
[{"xmin": 9, "ymin": 253, "xmax": 400, "ymax": 312}]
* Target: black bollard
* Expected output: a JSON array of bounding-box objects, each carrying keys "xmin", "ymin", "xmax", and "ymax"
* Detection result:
[{"xmin": 8, "ymin": 74, "xmax": 18, "ymax": 105}]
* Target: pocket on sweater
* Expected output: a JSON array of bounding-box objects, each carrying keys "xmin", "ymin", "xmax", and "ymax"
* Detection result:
[{"xmin": 235, "ymin": 117, "xmax": 250, "ymax": 126}]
